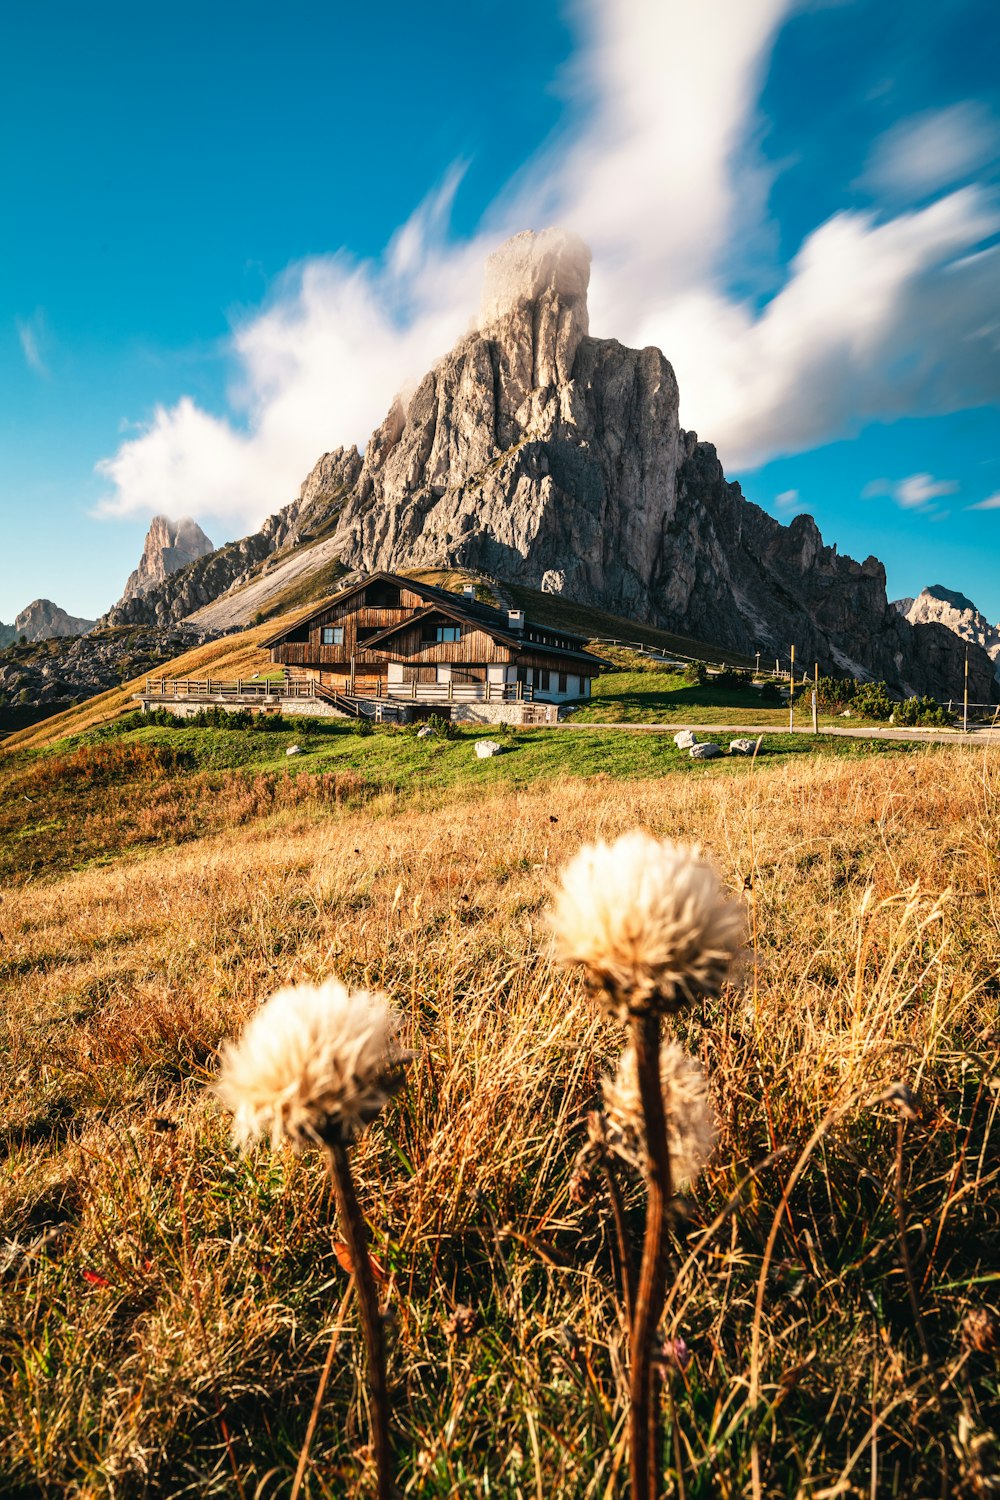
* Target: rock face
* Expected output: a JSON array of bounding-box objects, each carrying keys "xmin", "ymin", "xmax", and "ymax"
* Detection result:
[
  {"xmin": 100, "ymin": 450, "xmax": 361, "ymax": 628},
  {"xmin": 897, "ymin": 586, "xmax": 1000, "ymax": 680},
  {"xmin": 324, "ymin": 228, "xmax": 995, "ymax": 702},
  {"xmin": 11, "ymin": 599, "xmax": 96, "ymax": 642},
  {"xmin": 116, "ymin": 515, "xmax": 215, "ymax": 606},
  {"xmin": 97, "ymin": 227, "xmax": 997, "ymax": 703}
]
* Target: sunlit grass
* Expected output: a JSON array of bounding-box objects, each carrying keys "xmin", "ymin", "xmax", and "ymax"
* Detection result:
[{"xmin": 2, "ymin": 744, "xmax": 998, "ymax": 1494}]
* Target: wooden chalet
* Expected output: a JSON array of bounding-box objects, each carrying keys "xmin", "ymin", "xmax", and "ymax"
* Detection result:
[{"xmin": 263, "ymin": 573, "xmax": 607, "ymax": 710}]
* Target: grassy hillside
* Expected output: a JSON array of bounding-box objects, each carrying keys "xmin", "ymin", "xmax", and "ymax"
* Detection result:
[
  {"xmin": 0, "ymin": 715, "xmax": 922, "ymax": 887},
  {"xmin": 2, "ymin": 722, "xmax": 998, "ymax": 1495}
]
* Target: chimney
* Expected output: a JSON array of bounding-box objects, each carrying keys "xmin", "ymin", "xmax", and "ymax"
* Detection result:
[
  {"xmin": 462, "ymin": 584, "xmax": 475, "ymax": 600},
  {"xmin": 507, "ymin": 608, "xmax": 525, "ymax": 631}
]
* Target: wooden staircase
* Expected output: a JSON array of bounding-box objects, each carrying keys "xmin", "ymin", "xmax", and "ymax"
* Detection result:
[{"xmin": 311, "ymin": 682, "xmax": 405, "ymax": 721}]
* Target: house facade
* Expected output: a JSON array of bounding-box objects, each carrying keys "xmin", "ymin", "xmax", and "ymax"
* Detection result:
[{"xmin": 263, "ymin": 573, "xmax": 606, "ymax": 712}]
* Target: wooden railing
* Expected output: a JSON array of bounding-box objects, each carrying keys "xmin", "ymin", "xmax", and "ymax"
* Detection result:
[
  {"xmin": 143, "ymin": 677, "xmax": 315, "ymax": 699},
  {"xmin": 383, "ymin": 681, "xmax": 533, "ymax": 703},
  {"xmin": 141, "ymin": 676, "xmax": 540, "ymax": 708}
]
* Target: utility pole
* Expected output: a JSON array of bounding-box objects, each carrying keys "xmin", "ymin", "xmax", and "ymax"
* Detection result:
[
  {"xmin": 964, "ymin": 648, "xmax": 969, "ymax": 733},
  {"xmin": 812, "ymin": 661, "xmax": 819, "ymax": 735},
  {"xmin": 788, "ymin": 644, "xmax": 796, "ymax": 733}
]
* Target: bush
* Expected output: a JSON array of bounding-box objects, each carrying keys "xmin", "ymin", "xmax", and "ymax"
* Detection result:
[
  {"xmin": 814, "ymin": 675, "xmax": 856, "ymax": 710},
  {"xmin": 851, "ymin": 681, "xmax": 894, "ymax": 721},
  {"xmin": 894, "ymin": 695, "xmax": 951, "ymax": 727},
  {"xmin": 710, "ymin": 667, "xmax": 752, "ymax": 691}
]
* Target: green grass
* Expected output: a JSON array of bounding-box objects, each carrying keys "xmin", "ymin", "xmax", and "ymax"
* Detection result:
[
  {"xmin": 1, "ymin": 714, "xmax": 926, "ymax": 888},
  {"xmin": 568, "ymin": 671, "xmax": 790, "ymax": 724}
]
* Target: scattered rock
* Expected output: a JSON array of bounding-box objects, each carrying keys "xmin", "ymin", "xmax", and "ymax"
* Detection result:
[
  {"xmin": 285, "ymin": 745, "xmax": 301, "ymax": 756},
  {"xmin": 689, "ymin": 742, "xmax": 723, "ymax": 759},
  {"xmin": 416, "ymin": 725, "xmax": 435, "ymax": 738},
  {"xmin": 0, "ymin": 623, "xmax": 219, "ymax": 710},
  {"xmin": 474, "ymin": 740, "xmax": 502, "ymax": 759},
  {"xmin": 729, "ymin": 738, "xmax": 758, "ymax": 756},
  {"xmin": 674, "ymin": 729, "xmax": 698, "ymax": 749}
]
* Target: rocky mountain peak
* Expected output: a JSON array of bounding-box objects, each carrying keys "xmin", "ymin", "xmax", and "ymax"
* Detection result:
[
  {"xmin": 900, "ymin": 585, "xmax": 1000, "ymax": 677},
  {"xmin": 89, "ymin": 227, "xmax": 1000, "ymax": 704},
  {"xmin": 119, "ymin": 515, "xmax": 215, "ymax": 605},
  {"xmin": 479, "ymin": 227, "xmax": 591, "ymax": 328},
  {"xmin": 475, "ymin": 228, "xmax": 592, "ymax": 431},
  {"xmin": 12, "ymin": 599, "xmax": 96, "ymax": 642}
]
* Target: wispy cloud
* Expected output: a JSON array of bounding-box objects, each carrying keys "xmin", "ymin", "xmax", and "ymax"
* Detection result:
[
  {"xmin": 861, "ymin": 103, "xmax": 999, "ymax": 201},
  {"xmin": 16, "ymin": 311, "xmax": 50, "ymax": 377},
  {"xmin": 774, "ymin": 488, "xmax": 800, "ymax": 510},
  {"xmin": 863, "ymin": 473, "xmax": 959, "ymax": 513},
  {"xmin": 93, "ymin": 0, "xmax": 1000, "ymax": 531},
  {"xmin": 967, "ymin": 492, "xmax": 1000, "ymax": 511}
]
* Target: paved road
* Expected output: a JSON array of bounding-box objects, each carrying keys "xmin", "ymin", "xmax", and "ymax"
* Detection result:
[{"xmin": 548, "ymin": 720, "xmax": 1000, "ymax": 747}]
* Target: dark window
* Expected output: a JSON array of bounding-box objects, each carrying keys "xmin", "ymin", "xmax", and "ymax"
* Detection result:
[
  {"xmin": 357, "ymin": 626, "xmax": 384, "ymax": 642},
  {"xmin": 364, "ymin": 582, "xmax": 401, "ymax": 607},
  {"xmin": 538, "ymin": 670, "xmax": 550, "ymax": 690},
  {"xmin": 436, "ymin": 625, "xmax": 461, "ymax": 643},
  {"xmin": 321, "ymin": 626, "xmax": 344, "ymax": 645},
  {"xmin": 558, "ymin": 673, "xmax": 568, "ymax": 693}
]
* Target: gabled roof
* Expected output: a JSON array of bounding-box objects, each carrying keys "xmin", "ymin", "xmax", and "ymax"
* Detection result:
[
  {"xmin": 359, "ymin": 602, "xmax": 524, "ymax": 652},
  {"xmin": 262, "ymin": 569, "xmax": 594, "ymax": 651}
]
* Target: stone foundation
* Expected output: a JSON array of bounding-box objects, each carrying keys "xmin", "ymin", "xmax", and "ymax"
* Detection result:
[{"xmin": 450, "ymin": 701, "xmax": 560, "ymax": 726}]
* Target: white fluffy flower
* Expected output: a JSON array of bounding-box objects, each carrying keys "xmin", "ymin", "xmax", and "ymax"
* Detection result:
[
  {"xmin": 215, "ymin": 978, "xmax": 409, "ymax": 1150},
  {"xmin": 548, "ymin": 831, "xmax": 745, "ymax": 1018},
  {"xmin": 602, "ymin": 1040, "xmax": 717, "ymax": 1188}
]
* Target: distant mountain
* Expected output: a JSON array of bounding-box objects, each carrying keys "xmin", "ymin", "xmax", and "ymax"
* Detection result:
[
  {"xmin": 9, "ymin": 599, "xmax": 96, "ymax": 643},
  {"xmin": 99, "ymin": 461, "xmax": 360, "ymax": 629},
  {"xmin": 89, "ymin": 228, "xmax": 999, "ymax": 705},
  {"xmin": 107, "ymin": 515, "xmax": 216, "ymax": 615},
  {"xmin": 895, "ymin": 585, "xmax": 1000, "ymax": 680}
]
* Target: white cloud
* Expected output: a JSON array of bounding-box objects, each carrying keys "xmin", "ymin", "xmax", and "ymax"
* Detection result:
[
  {"xmin": 17, "ymin": 311, "xmax": 49, "ymax": 377},
  {"xmin": 94, "ymin": 0, "xmax": 1000, "ymax": 534},
  {"xmin": 862, "ymin": 472, "xmax": 958, "ymax": 512},
  {"xmin": 862, "ymin": 103, "xmax": 999, "ymax": 201},
  {"xmin": 967, "ymin": 492, "xmax": 1000, "ymax": 511},
  {"xmin": 775, "ymin": 488, "xmax": 800, "ymax": 509}
]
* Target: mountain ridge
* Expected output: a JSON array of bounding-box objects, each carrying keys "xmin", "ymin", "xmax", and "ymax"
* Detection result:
[{"xmin": 91, "ymin": 228, "xmax": 998, "ymax": 704}]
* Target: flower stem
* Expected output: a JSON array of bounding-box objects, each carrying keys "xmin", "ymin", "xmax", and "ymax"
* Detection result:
[
  {"xmin": 629, "ymin": 1012, "xmax": 673, "ymax": 1500},
  {"xmin": 326, "ymin": 1143, "xmax": 393, "ymax": 1500}
]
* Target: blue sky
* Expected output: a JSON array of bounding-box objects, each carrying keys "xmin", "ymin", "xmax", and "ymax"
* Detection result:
[{"xmin": 2, "ymin": 0, "xmax": 998, "ymax": 626}]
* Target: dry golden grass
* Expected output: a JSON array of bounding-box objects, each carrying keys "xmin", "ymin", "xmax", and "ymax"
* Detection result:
[{"xmin": 1, "ymin": 748, "xmax": 998, "ymax": 1496}]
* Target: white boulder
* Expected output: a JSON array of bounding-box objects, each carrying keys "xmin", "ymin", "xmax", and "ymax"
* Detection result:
[
  {"xmin": 285, "ymin": 745, "xmax": 301, "ymax": 756},
  {"xmin": 475, "ymin": 740, "xmax": 503, "ymax": 759},
  {"xmin": 416, "ymin": 725, "xmax": 435, "ymax": 738},
  {"xmin": 729, "ymin": 738, "xmax": 757, "ymax": 756},
  {"xmin": 689, "ymin": 742, "xmax": 723, "ymax": 760},
  {"xmin": 673, "ymin": 729, "xmax": 698, "ymax": 749}
]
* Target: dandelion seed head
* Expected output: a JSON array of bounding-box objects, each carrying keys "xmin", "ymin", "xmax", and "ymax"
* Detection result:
[
  {"xmin": 214, "ymin": 977, "xmax": 409, "ymax": 1151},
  {"xmin": 548, "ymin": 831, "xmax": 745, "ymax": 1018},
  {"xmin": 601, "ymin": 1040, "xmax": 717, "ymax": 1188}
]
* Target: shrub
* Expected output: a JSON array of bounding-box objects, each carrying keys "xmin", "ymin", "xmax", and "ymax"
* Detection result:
[
  {"xmin": 895, "ymin": 695, "xmax": 950, "ymax": 727},
  {"xmin": 851, "ymin": 681, "xmax": 894, "ymax": 721}
]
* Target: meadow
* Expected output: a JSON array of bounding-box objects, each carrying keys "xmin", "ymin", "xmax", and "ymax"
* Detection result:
[{"xmin": 1, "ymin": 710, "xmax": 998, "ymax": 1497}]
